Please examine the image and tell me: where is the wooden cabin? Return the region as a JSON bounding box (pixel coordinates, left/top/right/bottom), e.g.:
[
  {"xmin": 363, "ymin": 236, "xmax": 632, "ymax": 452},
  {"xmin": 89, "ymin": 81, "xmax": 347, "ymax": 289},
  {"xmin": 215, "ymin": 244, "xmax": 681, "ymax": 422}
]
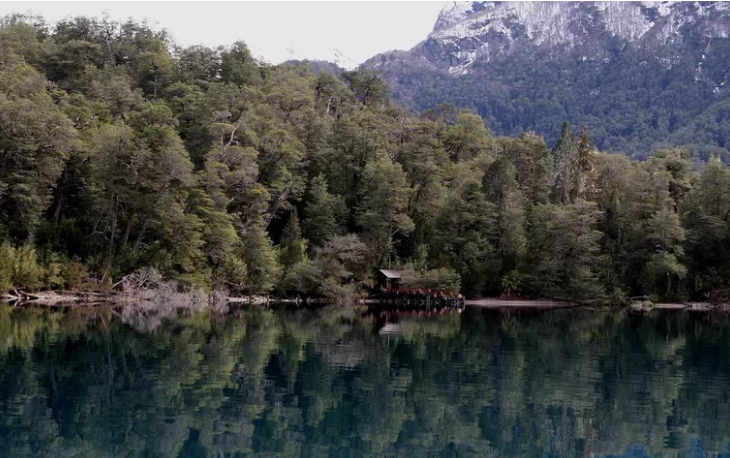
[
  {"xmin": 374, "ymin": 269, "xmax": 465, "ymax": 309},
  {"xmin": 377, "ymin": 269, "xmax": 406, "ymax": 291}
]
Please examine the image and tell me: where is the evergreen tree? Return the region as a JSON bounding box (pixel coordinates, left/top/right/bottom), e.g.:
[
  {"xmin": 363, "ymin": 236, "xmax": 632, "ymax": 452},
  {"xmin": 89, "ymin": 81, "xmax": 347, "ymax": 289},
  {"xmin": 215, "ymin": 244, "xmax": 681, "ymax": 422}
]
[
  {"xmin": 483, "ymin": 157, "xmax": 527, "ymax": 287},
  {"xmin": 279, "ymin": 209, "xmax": 307, "ymax": 268},
  {"xmin": 302, "ymin": 175, "xmax": 347, "ymax": 249}
]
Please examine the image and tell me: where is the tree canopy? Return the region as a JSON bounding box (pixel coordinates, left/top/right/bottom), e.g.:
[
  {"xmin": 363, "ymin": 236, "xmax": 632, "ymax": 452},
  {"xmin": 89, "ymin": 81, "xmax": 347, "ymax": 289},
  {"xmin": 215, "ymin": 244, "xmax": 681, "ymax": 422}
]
[{"xmin": 1, "ymin": 15, "xmax": 730, "ymax": 303}]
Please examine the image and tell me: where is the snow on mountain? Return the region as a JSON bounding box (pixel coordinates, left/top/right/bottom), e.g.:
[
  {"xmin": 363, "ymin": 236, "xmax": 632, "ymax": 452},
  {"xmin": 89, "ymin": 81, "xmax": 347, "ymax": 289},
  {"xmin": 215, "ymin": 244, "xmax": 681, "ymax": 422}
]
[
  {"xmin": 361, "ymin": 1, "xmax": 730, "ymax": 160},
  {"xmin": 416, "ymin": 1, "xmax": 730, "ymax": 75}
]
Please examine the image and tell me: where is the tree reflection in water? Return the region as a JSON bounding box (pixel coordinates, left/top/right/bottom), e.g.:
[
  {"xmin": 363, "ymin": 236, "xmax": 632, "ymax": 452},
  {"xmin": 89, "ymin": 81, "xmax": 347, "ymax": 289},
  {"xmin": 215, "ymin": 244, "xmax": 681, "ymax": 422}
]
[{"xmin": 0, "ymin": 303, "xmax": 728, "ymax": 458}]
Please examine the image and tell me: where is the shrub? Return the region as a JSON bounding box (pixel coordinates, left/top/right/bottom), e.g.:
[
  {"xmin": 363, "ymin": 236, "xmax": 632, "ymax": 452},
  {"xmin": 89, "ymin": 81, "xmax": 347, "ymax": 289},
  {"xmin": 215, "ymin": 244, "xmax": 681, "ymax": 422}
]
[
  {"xmin": 501, "ymin": 270, "xmax": 522, "ymax": 297},
  {"xmin": 401, "ymin": 268, "xmax": 462, "ymax": 292},
  {"xmin": 0, "ymin": 242, "xmax": 43, "ymax": 291},
  {"xmin": 62, "ymin": 260, "xmax": 90, "ymax": 291},
  {"xmin": 0, "ymin": 243, "xmax": 11, "ymax": 293}
]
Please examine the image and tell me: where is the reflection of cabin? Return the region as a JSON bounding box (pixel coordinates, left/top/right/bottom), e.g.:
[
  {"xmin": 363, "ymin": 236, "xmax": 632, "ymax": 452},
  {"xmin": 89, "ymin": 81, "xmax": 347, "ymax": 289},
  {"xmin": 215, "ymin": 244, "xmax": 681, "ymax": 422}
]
[{"xmin": 377, "ymin": 269, "xmax": 406, "ymax": 291}]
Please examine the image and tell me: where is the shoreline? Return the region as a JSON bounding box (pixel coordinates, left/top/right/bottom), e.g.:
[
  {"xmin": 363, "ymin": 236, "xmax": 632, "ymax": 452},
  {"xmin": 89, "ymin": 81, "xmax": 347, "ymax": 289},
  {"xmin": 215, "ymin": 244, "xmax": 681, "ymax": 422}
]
[
  {"xmin": 465, "ymin": 298, "xmax": 573, "ymax": 308},
  {"xmin": 0, "ymin": 290, "xmax": 268, "ymax": 307},
  {"xmin": 465, "ymin": 298, "xmax": 730, "ymax": 311},
  {"xmin": 3, "ymin": 291, "xmax": 730, "ymax": 313}
]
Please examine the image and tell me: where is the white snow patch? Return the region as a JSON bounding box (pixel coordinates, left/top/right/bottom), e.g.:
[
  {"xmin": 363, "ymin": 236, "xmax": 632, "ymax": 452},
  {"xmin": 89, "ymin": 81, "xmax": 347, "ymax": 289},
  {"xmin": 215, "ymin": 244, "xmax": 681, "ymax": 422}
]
[
  {"xmin": 448, "ymin": 49, "xmax": 477, "ymax": 75},
  {"xmin": 642, "ymin": 1, "xmax": 677, "ymax": 17},
  {"xmin": 434, "ymin": 1, "xmax": 478, "ymax": 30},
  {"xmin": 427, "ymin": 1, "xmax": 730, "ymax": 72}
]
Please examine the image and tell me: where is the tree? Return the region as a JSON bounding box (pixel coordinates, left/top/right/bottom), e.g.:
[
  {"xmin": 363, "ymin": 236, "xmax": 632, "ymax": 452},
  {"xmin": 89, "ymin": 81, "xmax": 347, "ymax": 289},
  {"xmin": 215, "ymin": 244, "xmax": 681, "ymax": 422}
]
[
  {"xmin": 174, "ymin": 44, "xmax": 222, "ymax": 83},
  {"xmin": 682, "ymin": 156, "xmax": 730, "ymax": 300},
  {"xmin": 523, "ymin": 201, "xmax": 606, "ymax": 300},
  {"xmin": 136, "ymin": 37, "xmax": 173, "ymax": 98},
  {"xmin": 0, "ymin": 59, "xmax": 77, "ymax": 241},
  {"xmin": 430, "ymin": 179, "xmax": 497, "ymax": 297},
  {"xmin": 279, "ymin": 209, "xmax": 307, "ymax": 268},
  {"xmin": 496, "ymin": 132, "xmax": 552, "ymax": 204},
  {"xmin": 281, "ymin": 234, "xmax": 367, "ymax": 298},
  {"xmin": 356, "ymin": 159, "xmax": 414, "ymax": 256},
  {"xmin": 341, "ymin": 66, "xmax": 388, "ymax": 107},
  {"xmin": 240, "ymin": 222, "xmax": 281, "ymax": 295},
  {"xmin": 302, "ymin": 175, "xmax": 347, "ymax": 248},
  {"xmin": 220, "ymin": 41, "xmax": 261, "ymax": 86},
  {"xmin": 443, "ymin": 111, "xmax": 492, "ymax": 163},
  {"xmin": 0, "ymin": 21, "xmax": 46, "ymax": 67},
  {"xmin": 483, "ymin": 157, "xmax": 527, "ymax": 280},
  {"xmin": 551, "ymin": 124, "xmax": 595, "ymax": 205},
  {"xmin": 88, "ymin": 102, "xmax": 205, "ymax": 280}
]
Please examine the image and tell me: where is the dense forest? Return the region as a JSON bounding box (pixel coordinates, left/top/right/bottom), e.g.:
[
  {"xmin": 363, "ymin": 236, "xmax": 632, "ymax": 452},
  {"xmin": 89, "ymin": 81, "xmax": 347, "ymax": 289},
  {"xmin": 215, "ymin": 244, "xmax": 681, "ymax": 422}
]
[{"xmin": 2, "ymin": 15, "xmax": 730, "ymax": 303}]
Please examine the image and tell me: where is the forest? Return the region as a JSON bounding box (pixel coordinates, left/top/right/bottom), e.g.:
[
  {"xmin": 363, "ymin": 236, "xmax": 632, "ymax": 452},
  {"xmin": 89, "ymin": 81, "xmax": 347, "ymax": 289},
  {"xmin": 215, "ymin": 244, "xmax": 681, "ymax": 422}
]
[
  {"xmin": 376, "ymin": 31, "xmax": 730, "ymax": 163},
  {"xmin": 1, "ymin": 14, "xmax": 730, "ymax": 303}
]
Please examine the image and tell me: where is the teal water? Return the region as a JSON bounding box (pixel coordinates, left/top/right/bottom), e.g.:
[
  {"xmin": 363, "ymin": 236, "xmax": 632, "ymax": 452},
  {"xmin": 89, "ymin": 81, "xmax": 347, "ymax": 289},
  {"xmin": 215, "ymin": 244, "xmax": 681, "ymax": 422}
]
[{"xmin": 0, "ymin": 304, "xmax": 729, "ymax": 458}]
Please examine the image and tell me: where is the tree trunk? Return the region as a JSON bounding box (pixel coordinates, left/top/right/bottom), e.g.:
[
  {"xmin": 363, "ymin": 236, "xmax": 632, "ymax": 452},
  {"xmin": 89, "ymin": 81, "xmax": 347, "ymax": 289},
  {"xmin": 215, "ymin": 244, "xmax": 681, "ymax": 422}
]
[
  {"xmin": 104, "ymin": 194, "xmax": 119, "ymax": 281},
  {"xmin": 52, "ymin": 165, "xmax": 69, "ymax": 224},
  {"xmin": 123, "ymin": 217, "xmax": 133, "ymax": 244}
]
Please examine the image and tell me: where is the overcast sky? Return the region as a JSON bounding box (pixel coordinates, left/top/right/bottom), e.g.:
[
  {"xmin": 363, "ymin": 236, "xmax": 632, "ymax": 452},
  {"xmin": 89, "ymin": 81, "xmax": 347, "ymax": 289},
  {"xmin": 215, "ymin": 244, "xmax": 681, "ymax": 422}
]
[{"xmin": 1, "ymin": 2, "xmax": 447, "ymax": 67}]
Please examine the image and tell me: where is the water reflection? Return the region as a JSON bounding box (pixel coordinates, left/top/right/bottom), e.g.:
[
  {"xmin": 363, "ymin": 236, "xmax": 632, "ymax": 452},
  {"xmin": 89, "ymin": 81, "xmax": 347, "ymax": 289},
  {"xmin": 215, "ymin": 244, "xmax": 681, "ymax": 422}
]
[{"xmin": 0, "ymin": 304, "xmax": 728, "ymax": 457}]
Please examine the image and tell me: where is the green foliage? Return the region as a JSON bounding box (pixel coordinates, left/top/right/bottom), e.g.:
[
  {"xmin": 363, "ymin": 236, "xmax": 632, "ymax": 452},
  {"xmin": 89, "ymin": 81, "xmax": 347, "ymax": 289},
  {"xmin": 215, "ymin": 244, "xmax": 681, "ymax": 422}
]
[
  {"xmin": 1, "ymin": 13, "xmax": 730, "ymax": 302},
  {"xmin": 341, "ymin": 66, "xmax": 388, "ymax": 107},
  {"xmin": 640, "ymin": 251, "xmax": 688, "ymax": 302},
  {"xmin": 280, "ymin": 234, "xmax": 368, "ymax": 299},
  {"xmin": 302, "ymin": 175, "xmax": 347, "ymax": 248},
  {"xmin": 240, "ymin": 224, "xmax": 281, "ymax": 295},
  {"xmin": 0, "ymin": 242, "xmax": 43, "ymax": 291},
  {"xmin": 483, "ymin": 156, "xmax": 527, "ymax": 278},
  {"xmin": 501, "ymin": 269, "xmax": 522, "ymax": 297},
  {"xmin": 0, "ymin": 243, "xmax": 14, "ymax": 292},
  {"xmin": 430, "ymin": 178, "xmax": 497, "ymax": 297},
  {"xmin": 443, "ymin": 111, "xmax": 492, "ymax": 163},
  {"xmin": 61, "ymin": 259, "xmax": 90, "ymax": 290},
  {"xmin": 383, "ymin": 43, "xmax": 730, "ymax": 162},
  {"xmin": 213, "ymin": 252, "xmax": 248, "ymax": 292},
  {"xmin": 0, "ymin": 59, "xmax": 77, "ymax": 241},
  {"xmin": 356, "ymin": 159, "xmax": 414, "ymax": 249},
  {"xmin": 523, "ymin": 201, "xmax": 606, "ymax": 301},
  {"xmin": 400, "ymin": 268, "xmax": 462, "ymax": 292},
  {"xmin": 279, "ymin": 210, "xmax": 308, "ymax": 268}
]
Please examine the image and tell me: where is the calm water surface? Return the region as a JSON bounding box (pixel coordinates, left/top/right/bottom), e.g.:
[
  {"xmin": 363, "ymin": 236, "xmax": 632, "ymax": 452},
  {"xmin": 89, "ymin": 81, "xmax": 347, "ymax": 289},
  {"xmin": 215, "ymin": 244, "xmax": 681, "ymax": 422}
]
[{"xmin": 0, "ymin": 304, "xmax": 729, "ymax": 458}]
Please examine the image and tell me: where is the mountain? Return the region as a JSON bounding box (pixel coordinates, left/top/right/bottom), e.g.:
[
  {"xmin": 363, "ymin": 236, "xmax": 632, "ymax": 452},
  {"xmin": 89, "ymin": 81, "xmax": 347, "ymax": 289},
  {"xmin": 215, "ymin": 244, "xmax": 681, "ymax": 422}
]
[{"xmin": 365, "ymin": 1, "xmax": 730, "ymax": 160}]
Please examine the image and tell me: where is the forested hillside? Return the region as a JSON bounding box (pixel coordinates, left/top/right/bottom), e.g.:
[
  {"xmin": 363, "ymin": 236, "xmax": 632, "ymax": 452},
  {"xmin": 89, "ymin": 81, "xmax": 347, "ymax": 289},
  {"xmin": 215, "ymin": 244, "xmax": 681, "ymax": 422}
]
[
  {"xmin": 373, "ymin": 49, "xmax": 730, "ymax": 162},
  {"xmin": 2, "ymin": 15, "xmax": 730, "ymax": 303},
  {"xmin": 368, "ymin": 1, "xmax": 730, "ymax": 161}
]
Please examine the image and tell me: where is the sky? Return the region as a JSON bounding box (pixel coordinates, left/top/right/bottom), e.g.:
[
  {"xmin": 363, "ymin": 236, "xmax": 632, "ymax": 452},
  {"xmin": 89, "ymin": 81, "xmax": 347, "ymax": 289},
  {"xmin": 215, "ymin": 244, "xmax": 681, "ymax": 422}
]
[{"xmin": 1, "ymin": 1, "xmax": 448, "ymax": 68}]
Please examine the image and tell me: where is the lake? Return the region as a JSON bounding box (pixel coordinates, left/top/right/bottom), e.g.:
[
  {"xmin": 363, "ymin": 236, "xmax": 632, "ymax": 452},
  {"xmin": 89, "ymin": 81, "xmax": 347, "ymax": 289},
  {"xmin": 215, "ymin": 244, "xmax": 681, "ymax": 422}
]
[{"xmin": 0, "ymin": 303, "xmax": 729, "ymax": 458}]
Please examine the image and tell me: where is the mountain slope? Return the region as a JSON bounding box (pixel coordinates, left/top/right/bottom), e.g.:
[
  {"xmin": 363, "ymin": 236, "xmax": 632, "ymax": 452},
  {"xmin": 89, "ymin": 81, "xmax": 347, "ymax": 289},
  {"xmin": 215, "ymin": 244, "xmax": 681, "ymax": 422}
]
[{"xmin": 366, "ymin": 1, "xmax": 730, "ymax": 160}]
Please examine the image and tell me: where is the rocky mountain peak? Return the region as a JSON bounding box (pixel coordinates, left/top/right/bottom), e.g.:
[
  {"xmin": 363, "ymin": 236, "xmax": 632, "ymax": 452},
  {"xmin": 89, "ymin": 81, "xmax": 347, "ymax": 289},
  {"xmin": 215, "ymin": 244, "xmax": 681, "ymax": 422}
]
[
  {"xmin": 363, "ymin": 1, "xmax": 730, "ymax": 160},
  {"xmin": 421, "ymin": 1, "xmax": 730, "ymax": 74}
]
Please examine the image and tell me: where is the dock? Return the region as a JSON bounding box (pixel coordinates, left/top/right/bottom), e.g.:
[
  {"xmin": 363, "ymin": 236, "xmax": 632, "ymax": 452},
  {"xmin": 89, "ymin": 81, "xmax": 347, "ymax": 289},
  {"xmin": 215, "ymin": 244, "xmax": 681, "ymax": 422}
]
[{"xmin": 370, "ymin": 288, "xmax": 465, "ymax": 309}]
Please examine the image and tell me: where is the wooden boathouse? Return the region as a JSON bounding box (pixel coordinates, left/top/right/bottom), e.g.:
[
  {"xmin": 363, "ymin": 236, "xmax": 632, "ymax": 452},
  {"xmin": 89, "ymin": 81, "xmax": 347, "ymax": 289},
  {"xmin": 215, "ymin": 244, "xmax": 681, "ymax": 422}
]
[
  {"xmin": 376, "ymin": 269, "xmax": 406, "ymax": 291},
  {"xmin": 374, "ymin": 269, "xmax": 465, "ymax": 309}
]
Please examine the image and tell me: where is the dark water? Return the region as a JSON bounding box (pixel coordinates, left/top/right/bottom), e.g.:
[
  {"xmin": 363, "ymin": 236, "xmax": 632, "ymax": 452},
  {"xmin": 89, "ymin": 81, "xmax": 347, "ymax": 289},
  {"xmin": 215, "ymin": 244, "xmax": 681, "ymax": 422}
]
[{"xmin": 0, "ymin": 304, "xmax": 729, "ymax": 458}]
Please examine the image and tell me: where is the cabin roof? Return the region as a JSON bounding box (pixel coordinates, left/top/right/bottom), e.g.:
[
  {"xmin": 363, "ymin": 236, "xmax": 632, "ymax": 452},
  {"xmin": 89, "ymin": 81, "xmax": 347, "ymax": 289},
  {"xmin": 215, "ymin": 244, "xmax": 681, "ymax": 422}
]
[{"xmin": 379, "ymin": 269, "xmax": 406, "ymax": 279}]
